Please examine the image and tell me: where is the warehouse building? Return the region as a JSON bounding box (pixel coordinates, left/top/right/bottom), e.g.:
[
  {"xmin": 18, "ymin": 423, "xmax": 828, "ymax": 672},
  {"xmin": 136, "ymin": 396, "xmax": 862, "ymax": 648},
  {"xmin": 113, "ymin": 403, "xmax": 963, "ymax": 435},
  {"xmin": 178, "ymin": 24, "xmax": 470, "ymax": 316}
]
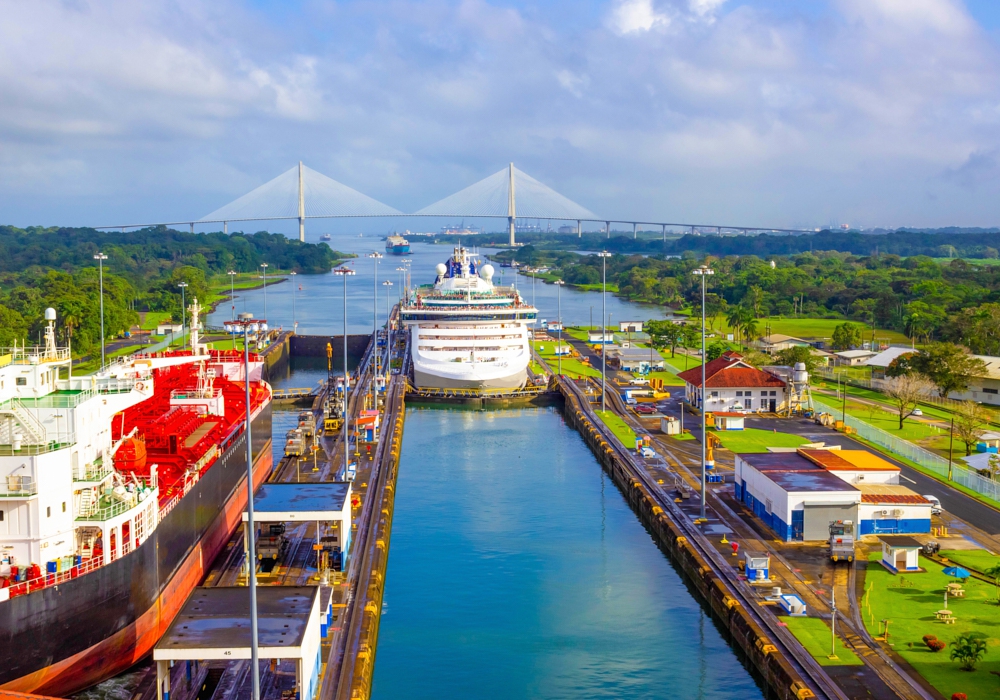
[{"xmin": 735, "ymin": 449, "xmax": 933, "ymax": 541}]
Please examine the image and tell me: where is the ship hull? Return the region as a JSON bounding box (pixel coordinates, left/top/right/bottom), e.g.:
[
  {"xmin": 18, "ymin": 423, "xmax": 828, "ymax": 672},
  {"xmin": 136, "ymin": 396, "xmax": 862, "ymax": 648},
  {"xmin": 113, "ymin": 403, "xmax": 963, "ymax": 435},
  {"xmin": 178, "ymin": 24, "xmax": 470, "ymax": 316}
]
[
  {"xmin": 413, "ymin": 366, "xmax": 527, "ymax": 390},
  {"xmin": 385, "ymin": 244, "xmax": 409, "ymax": 255},
  {"xmin": 0, "ymin": 405, "xmax": 273, "ymax": 698}
]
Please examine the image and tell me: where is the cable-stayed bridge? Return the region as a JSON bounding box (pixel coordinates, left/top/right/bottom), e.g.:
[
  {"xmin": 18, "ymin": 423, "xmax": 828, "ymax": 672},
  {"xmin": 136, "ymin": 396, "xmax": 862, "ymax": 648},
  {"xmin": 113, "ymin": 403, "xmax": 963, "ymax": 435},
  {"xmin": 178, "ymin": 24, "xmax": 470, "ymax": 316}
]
[{"xmin": 96, "ymin": 162, "xmax": 814, "ymax": 245}]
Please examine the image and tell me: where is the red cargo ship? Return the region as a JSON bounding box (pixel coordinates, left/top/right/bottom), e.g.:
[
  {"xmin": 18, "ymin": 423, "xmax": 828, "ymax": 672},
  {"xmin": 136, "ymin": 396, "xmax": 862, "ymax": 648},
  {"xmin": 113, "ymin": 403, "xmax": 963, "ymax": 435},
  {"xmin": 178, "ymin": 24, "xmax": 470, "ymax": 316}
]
[{"xmin": 0, "ymin": 348, "xmax": 273, "ymax": 697}]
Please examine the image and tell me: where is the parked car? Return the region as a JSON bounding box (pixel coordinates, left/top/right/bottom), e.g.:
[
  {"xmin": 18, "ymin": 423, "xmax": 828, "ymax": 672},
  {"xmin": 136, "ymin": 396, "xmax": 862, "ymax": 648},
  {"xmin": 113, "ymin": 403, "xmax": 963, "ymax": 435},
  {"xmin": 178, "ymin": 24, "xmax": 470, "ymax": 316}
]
[
  {"xmin": 923, "ymin": 495, "xmax": 942, "ymax": 515},
  {"xmin": 912, "ymin": 408, "xmax": 924, "ymax": 416},
  {"xmin": 634, "ymin": 404, "xmax": 657, "ymax": 415}
]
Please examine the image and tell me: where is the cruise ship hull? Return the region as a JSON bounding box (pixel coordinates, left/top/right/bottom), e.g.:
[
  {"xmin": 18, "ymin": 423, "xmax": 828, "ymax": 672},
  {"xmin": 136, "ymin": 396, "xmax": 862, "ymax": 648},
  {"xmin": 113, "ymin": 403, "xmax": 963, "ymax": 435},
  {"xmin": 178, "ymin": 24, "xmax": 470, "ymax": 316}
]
[
  {"xmin": 386, "ymin": 244, "xmax": 410, "ymax": 255},
  {"xmin": 0, "ymin": 406, "xmax": 273, "ymax": 698},
  {"xmin": 413, "ymin": 365, "xmax": 527, "ymax": 390}
]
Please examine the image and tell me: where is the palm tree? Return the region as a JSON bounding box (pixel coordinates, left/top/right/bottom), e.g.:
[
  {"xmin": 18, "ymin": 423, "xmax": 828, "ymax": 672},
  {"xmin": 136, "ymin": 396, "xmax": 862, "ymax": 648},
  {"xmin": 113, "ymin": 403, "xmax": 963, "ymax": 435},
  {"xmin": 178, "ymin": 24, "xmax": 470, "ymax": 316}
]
[
  {"xmin": 726, "ymin": 306, "xmax": 745, "ymax": 346},
  {"xmin": 63, "ymin": 314, "xmax": 80, "ymax": 345},
  {"xmin": 743, "ymin": 317, "xmax": 760, "ymax": 347}
]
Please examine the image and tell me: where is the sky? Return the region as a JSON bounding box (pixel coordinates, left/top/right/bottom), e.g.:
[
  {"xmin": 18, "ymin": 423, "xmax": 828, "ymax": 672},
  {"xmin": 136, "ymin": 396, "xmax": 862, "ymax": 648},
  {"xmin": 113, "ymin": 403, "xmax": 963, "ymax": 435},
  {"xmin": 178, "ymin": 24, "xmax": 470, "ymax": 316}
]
[{"xmin": 2, "ymin": 0, "xmax": 1000, "ymax": 233}]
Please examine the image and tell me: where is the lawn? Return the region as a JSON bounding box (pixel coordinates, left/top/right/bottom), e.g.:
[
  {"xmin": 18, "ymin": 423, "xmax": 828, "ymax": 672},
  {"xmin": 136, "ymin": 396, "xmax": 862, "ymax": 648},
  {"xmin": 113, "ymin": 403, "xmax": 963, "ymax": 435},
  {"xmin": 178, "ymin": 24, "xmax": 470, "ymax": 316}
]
[
  {"xmin": 646, "ymin": 369, "xmax": 685, "ymax": 386},
  {"xmin": 139, "ymin": 311, "xmax": 173, "ymax": 331},
  {"xmin": 574, "ymin": 282, "xmax": 619, "ymax": 293},
  {"xmin": 860, "ymin": 552, "xmax": 1000, "ymax": 700},
  {"xmin": 781, "ymin": 616, "xmax": 863, "ymax": 666},
  {"xmin": 532, "ymin": 341, "xmax": 602, "ymax": 378},
  {"xmin": 713, "ymin": 316, "xmax": 911, "ymax": 344},
  {"xmin": 938, "ymin": 550, "xmax": 1000, "ymax": 576},
  {"xmin": 595, "ymin": 409, "xmax": 638, "ymax": 446},
  {"xmin": 711, "ymin": 427, "xmax": 809, "ymax": 453}
]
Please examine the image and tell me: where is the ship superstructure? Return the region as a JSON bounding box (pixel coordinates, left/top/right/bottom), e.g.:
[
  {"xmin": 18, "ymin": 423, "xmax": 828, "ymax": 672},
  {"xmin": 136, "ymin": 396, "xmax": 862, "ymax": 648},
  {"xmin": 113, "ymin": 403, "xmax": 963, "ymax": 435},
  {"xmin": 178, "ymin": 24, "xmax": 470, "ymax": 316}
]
[
  {"xmin": 385, "ymin": 234, "xmax": 410, "ymax": 255},
  {"xmin": 400, "ymin": 246, "xmax": 536, "ymax": 389},
  {"xmin": 0, "ymin": 302, "xmax": 272, "ymax": 697}
]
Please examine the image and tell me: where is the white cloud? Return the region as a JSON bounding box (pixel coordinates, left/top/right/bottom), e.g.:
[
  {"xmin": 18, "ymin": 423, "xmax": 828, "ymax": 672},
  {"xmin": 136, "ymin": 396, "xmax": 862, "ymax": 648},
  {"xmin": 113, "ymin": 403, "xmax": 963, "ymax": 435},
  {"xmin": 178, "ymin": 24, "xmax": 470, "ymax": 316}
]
[
  {"xmin": 608, "ymin": 0, "xmax": 670, "ymax": 35},
  {"xmin": 689, "ymin": 0, "xmax": 727, "ymax": 19}
]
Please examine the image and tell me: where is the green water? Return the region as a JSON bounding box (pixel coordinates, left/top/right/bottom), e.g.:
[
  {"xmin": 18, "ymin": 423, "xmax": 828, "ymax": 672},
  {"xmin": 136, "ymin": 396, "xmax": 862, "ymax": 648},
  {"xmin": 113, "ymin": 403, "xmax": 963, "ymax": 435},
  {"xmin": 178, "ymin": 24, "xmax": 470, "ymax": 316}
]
[{"xmin": 371, "ymin": 406, "xmax": 764, "ymax": 699}]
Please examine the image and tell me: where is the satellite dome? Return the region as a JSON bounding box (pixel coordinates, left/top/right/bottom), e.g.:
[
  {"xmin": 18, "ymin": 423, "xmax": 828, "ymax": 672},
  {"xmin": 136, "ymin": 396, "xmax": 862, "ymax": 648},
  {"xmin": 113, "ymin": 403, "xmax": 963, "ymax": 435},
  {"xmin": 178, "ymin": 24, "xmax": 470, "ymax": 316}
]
[
  {"xmin": 436, "ymin": 263, "xmax": 447, "ymax": 276},
  {"xmin": 480, "ymin": 264, "xmax": 494, "ymax": 281},
  {"xmin": 44, "ymin": 308, "xmax": 57, "ymax": 321}
]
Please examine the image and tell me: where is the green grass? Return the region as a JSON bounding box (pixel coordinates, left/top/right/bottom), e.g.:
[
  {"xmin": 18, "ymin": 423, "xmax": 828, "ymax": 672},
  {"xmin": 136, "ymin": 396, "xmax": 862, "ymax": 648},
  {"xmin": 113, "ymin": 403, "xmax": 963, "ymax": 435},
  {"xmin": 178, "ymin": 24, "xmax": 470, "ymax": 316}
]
[
  {"xmin": 596, "ymin": 410, "xmax": 638, "ymax": 446},
  {"xmin": 714, "ymin": 316, "xmax": 911, "ymax": 344},
  {"xmin": 532, "ymin": 341, "xmax": 602, "ymax": 378},
  {"xmin": 574, "ymin": 282, "xmax": 619, "ymax": 293},
  {"xmin": 73, "ymin": 345, "xmax": 141, "ymax": 374},
  {"xmin": 938, "ymin": 550, "xmax": 1000, "ymax": 576},
  {"xmin": 711, "ymin": 427, "xmax": 809, "ymax": 453},
  {"xmin": 646, "ymin": 369, "xmax": 685, "ymax": 386},
  {"xmin": 860, "ymin": 552, "xmax": 1000, "ymax": 699},
  {"xmin": 139, "ymin": 311, "xmax": 173, "ymax": 331},
  {"xmin": 671, "ymin": 432, "xmax": 695, "ymax": 441},
  {"xmin": 782, "ymin": 616, "xmax": 864, "ymax": 666}
]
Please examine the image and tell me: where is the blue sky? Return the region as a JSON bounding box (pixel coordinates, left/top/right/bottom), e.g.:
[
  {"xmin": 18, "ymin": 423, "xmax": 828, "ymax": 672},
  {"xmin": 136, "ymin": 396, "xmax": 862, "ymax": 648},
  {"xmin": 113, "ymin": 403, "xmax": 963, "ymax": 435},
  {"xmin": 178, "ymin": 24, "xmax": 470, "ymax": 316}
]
[{"xmin": 1, "ymin": 0, "xmax": 999, "ymax": 232}]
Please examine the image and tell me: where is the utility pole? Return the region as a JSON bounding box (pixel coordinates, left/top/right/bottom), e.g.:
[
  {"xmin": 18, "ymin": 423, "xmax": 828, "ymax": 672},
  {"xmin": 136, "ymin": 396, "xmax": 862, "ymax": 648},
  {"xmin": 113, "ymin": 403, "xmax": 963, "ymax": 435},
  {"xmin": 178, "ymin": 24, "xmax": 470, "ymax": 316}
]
[
  {"xmin": 948, "ymin": 415, "xmax": 955, "ymax": 480},
  {"xmin": 598, "ymin": 252, "xmax": 612, "ymax": 412},
  {"xmin": 692, "ymin": 264, "xmax": 715, "ymax": 521},
  {"xmin": 93, "ymin": 253, "xmax": 108, "ymax": 369},
  {"xmin": 334, "ymin": 266, "xmax": 355, "ymax": 480}
]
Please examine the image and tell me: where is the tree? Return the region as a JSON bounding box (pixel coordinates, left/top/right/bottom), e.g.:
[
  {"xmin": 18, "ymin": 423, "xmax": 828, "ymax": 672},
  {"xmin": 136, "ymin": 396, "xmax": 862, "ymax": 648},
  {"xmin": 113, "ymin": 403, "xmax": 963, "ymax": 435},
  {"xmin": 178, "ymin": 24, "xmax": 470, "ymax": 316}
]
[
  {"xmin": 851, "ymin": 298, "xmax": 877, "ymax": 345},
  {"xmin": 726, "ymin": 306, "xmax": 745, "ymax": 347},
  {"xmin": 776, "ymin": 346, "xmax": 821, "ymax": 372},
  {"xmin": 646, "ymin": 319, "xmax": 683, "ymax": 356},
  {"xmin": 831, "ymin": 322, "xmax": 862, "ymax": 351},
  {"xmin": 910, "ymin": 343, "xmax": 987, "ymax": 398},
  {"xmin": 885, "ymin": 352, "xmax": 916, "ymax": 378},
  {"xmin": 949, "ymin": 633, "xmax": 988, "ymax": 671},
  {"xmin": 985, "ymin": 563, "xmax": 1000, "ymax": 605},
  {"xmin": 679, "ymin": 324, "xmax": 700, "ymax": 369},
  {"xmin": 742, "ymin": 316, "xmax": 760, "ymax": 347},
  {"xmin": 953, "ymin": 401, "xmax": 994, "ymax": 456},
  {"xmin": 706, "ymin": 341, "xmax": 728, "ymax": 361},
  {"xmin": 882, "ymin": 375, "xmax": 936, "ymax": 429},
  {"xmin": 742, "ymin": 350, "xmax": 771, "ymax": 368},
  {"xmin": 987, "ymin": 454, "xmax": 1000, "ymax": 482}
]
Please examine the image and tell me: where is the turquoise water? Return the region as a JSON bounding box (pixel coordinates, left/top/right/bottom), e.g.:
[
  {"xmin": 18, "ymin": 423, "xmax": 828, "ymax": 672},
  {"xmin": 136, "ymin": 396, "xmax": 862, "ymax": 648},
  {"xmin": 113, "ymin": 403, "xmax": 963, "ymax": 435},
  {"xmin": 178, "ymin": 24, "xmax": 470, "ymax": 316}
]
[{"xmin": 371, "ymin": 406, "xmax": 764, "ymax": 700}]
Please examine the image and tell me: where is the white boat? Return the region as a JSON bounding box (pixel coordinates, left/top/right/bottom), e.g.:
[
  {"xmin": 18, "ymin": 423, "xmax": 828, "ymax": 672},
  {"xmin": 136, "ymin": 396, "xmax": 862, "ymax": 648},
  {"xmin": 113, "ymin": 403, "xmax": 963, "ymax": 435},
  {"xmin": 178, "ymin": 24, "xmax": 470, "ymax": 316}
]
[{"xmin": 400, "ymin": 246, "xmax": 537, "ymax": 389}]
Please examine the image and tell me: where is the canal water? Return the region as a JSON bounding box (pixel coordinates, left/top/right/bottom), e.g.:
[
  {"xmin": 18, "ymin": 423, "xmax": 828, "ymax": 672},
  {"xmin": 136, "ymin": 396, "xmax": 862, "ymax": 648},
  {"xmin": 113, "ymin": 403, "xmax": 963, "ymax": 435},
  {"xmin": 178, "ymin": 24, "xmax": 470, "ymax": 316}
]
[
  {"xmin": 207, "ymin": 237, "xmax": 672, "ymax": 335},
  {"xmin": 371, "ymin": 406, "xmax": 764, "ymax": 700}
]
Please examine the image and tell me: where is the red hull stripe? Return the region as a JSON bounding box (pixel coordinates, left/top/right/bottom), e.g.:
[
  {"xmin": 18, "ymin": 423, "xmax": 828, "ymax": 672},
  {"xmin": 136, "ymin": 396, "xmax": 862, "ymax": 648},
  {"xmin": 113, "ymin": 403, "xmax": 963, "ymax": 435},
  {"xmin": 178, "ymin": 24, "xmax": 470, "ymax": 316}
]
[{"xmin": 2, "ymin": 446, "xmax": 274, "ymax": 698}]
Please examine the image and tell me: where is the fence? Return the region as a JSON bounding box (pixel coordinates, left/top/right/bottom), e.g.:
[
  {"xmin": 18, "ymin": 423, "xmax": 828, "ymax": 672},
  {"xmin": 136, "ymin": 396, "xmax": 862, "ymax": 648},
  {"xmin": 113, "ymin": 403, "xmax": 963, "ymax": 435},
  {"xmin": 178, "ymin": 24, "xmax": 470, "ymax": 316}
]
[
  {"xmin": 813, "ymin": 367, "xmax": 964, "ymax": 410},
  {"xmin": 812, "ymin": 397, "xmax": 1000, "ymax": 503}
]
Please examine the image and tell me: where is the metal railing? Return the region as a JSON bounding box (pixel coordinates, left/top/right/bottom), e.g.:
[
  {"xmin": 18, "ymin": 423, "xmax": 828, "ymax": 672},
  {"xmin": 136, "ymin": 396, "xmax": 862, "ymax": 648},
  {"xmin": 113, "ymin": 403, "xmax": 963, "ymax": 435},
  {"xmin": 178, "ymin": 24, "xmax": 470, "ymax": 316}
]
[
  {"xmin": 0, "ymin": 442, "xmax": 74, "ymax": 457},
  {"xmin": 3, "ymin": 555, "xmax": 104, "ymax": 600},
  {"xmin": 76, "ymin": 497, "xmax": 137, "ymax": 522},
  {"xmin": 812, "ymin": 398, "xmax": 1000, "ymax": 502},
  {"xmin": 0, "ymin": 475, "xmax": 37, "ymax": 497},
  {"xmin": 73, "ymin": 463, "xmax": 114, "ymax": 483}
]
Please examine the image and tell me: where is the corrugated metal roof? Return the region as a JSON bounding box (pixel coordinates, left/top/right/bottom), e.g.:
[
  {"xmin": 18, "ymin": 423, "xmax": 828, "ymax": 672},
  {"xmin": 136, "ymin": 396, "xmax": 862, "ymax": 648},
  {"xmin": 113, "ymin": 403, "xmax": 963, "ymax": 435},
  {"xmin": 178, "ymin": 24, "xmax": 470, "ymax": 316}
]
[
  {"xmin": 768, "ymin": 470, "xmax": 860, "ymax": 492},
  {"xmin": 858, "ymin": 484, "xmax": 930, "ymax": 505},
  {"xmin": 830, "ymin": 450, "xmax": 900, "ymax": 471},
  {"xmin": 738, "ymin": 452, "xmax": 823, "ymax": 471}
]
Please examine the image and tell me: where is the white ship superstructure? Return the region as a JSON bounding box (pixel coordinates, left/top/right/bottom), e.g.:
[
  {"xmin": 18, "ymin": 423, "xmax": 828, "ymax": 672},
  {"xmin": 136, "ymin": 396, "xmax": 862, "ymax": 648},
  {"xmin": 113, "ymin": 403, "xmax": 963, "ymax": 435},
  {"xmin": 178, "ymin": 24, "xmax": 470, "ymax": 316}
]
[{"xmin": 400, "ymin": 246, "xmax": 537, "ymax": 389}]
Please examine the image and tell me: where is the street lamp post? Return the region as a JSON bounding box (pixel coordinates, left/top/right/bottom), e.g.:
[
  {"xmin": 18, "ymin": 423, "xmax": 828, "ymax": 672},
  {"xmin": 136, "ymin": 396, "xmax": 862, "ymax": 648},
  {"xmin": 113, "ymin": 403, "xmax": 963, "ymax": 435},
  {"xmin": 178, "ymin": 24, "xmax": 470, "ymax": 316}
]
[
  {"xmin": 177, "ymin": 282, "xmax": 188, "ymax": 350},
  {"xmin": 93, "ymin": 253, "xmax": 108, "ymax": 369},
  {"xmin": 334, "ymin": 267, "xmax": 355, "ymax": 480},
  {"xmin": 260, "ymin": 263, "xmax": 269, "ymax": 320},
  {"xmin": 383, "ymin": 280, "xmax": 393, "ymax": 375},
  {"xmin": 220, "ymin": 317, "xmax": 264, "ymax": 700},
  {"xmin": 554, "ymin": 280, "xmax": 565, "ymax": 376},
  {"xmin": 692, "ymin": 264, "xmax": 715, "ymax": 520},
  {"xmin": 228, "ymin": 270, "xmax": 238, "ymax": 321},
  {"xmin": 290, "ymin": 271, "xmax": 297, "ymax": 333},
  {"xmin": 597, "ymin": 252, "xmax": 612, "ymax": 412},
  {"xmin": 367, "ymin": 252, "xmax": 383, "ymax": 397}
]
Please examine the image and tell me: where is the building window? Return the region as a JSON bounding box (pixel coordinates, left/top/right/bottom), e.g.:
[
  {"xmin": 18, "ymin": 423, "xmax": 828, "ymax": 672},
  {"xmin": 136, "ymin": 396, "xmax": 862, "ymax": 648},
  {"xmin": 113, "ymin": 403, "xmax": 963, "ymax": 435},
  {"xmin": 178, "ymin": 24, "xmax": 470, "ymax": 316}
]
[
  {"xmin": 0, "ymin": 510, "xmax": 4, "ymax": 522},
  {"xmin": 16, "ymin": 377, "xmax": 26, "ymax": 386},
  {"xmin": 746, "ymin": 399, "xmax": 753, "ymax": 409},
  {"xmin": 62, "ymin": 501, "xmax": 67, "ymax": 513},
  {"xmin": 760, "ymin": 391, "xmax": 767, "ymax": 396},
  {"xmin": 770, "ymin": 391, "xmax": 776, "ymax": 396},
  {"xmin": 736, "ymin": 391, "xmax": 743, "ymax": 397},
  {"xmin": 984, "ymin": 388, "xmax": 998, "ymax": 395},
  {"xmin": 711, "ymin": 391, "xmax": 719, "ymax": 398},
  {"xmin": 47, "ymin": 506, "xmax": 51, "ymax": 518},
  {"xmin": 765, "ymin": 498, "xmax": 773, "ymax": 514}
]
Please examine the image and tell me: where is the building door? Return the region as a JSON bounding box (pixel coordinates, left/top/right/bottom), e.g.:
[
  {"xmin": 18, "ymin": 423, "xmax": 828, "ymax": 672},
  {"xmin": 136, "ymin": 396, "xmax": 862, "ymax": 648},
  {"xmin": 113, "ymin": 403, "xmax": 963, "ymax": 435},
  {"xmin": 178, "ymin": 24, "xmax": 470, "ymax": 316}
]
[
  {"xmin": 803, "ymin": 503, "xmax": 858, "ymax": 541},
  {"xmin": 769, "ymin": 399, "xmax": 776, "ymax": 412}
]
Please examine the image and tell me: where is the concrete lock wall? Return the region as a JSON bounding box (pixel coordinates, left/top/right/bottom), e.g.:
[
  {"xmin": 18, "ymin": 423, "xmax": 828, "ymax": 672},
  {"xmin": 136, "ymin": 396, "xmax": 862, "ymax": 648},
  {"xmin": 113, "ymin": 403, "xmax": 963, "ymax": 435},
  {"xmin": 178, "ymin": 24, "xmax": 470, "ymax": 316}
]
[{"xmin": 289, "ymin": 334, "xmax": 370, "ymax": 366}]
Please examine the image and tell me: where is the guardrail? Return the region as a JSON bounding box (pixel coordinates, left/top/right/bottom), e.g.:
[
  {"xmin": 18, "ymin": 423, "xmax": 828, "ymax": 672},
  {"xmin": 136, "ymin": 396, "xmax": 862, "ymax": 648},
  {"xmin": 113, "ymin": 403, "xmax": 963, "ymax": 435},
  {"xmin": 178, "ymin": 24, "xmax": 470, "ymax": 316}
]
[
  {"xmin": 812, "ymin": 398, "xmax": 1000, "ymax": 502},
  {"xmin": 0, "ymin": 476, "xmax": 37, "ymax": 497}
]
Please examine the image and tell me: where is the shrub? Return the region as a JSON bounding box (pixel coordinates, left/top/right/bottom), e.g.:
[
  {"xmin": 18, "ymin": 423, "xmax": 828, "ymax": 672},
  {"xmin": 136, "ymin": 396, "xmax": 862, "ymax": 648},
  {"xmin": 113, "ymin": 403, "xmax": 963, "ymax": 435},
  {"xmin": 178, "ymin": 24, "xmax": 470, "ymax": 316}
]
[
  {"xmin": 951, "ymin": 694, "xmax": 967, "ymax": 700},
  {"xmin": 950, "ymin": 633, "xmax": 988, "ymax": 671},
  {"xmin": 922, "ymin": 634, "xmax": 937, "ymax": 644},
  {"xmin": 928, "ymin": 640, "xmax": 946, "ymax": 652}
]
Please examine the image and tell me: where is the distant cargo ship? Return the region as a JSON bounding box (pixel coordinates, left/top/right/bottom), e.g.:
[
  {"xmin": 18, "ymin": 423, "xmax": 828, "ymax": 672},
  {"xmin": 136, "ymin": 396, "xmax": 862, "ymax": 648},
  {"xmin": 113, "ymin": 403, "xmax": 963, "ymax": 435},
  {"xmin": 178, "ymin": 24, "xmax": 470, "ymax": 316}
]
[
  {"xmin": 385, "ymin": 234, "xmax": 410, "ymax": 255},
  {"xmin": 320, "ymin": 234, "xmax": 331, "ymax": 241}
]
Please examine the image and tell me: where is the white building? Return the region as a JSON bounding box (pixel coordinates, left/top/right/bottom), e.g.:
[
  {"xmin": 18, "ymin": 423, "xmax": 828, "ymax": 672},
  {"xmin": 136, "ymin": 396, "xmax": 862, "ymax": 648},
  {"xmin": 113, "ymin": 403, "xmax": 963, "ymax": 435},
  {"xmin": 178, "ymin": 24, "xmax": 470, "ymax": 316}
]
[
  {"xmin": 834, "ymin": 349, "xmax": 878, "ymax": 366},
  {"xmin": 735, "ymin": 449, "xmax": 932, "ymax": 541},
  {"xmin": 678, "ymin": 351, "xmax": 787, "ymax": 413},
  {"xmin": 948, "ymin": 355, "xmax": 1000, "ymax": 406}
]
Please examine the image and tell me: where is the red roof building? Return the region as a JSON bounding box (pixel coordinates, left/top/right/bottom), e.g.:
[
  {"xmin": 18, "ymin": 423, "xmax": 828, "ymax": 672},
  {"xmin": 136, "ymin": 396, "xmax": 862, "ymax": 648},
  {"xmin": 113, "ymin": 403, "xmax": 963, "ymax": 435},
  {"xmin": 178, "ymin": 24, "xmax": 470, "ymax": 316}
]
[{"xmin": 678, "ymin": 351, "xmax": 787, "ymax": 414}]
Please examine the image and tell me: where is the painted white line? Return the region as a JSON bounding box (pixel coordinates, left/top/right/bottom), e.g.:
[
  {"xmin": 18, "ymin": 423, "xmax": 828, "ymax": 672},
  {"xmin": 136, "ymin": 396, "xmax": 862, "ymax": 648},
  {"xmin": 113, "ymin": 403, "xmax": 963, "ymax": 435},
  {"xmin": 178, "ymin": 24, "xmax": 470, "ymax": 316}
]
[{"xmin": 901, "ymin": 475, "xmax": 917, "ymax": 484}]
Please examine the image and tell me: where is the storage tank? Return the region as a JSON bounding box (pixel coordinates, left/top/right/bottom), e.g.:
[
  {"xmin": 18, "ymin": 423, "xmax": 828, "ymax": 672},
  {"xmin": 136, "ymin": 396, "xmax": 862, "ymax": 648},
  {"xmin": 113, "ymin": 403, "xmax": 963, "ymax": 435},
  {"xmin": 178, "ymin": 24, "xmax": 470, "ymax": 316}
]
[{"xmin": 792, "ymin": 362, "xmax": 809, "ymax": 384}]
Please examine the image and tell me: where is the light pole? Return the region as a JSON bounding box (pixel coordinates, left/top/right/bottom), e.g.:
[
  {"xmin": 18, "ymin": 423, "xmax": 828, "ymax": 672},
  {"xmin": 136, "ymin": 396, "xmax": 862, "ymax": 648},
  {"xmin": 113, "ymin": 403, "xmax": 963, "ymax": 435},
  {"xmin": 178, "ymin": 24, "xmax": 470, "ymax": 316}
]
[
  {"xmin": 396, "ymin": 266, "xmax": 407, "ymax": 300},
  {"xmin": 555, "ymin": 280, "xmax": 565, "ymax": 376},
  {"xmin": 220, "ymin": 317, "xmax": 263, "ymax": 700},
  {"xmin": 260, "ymin": 263, "xmax": 269, "ymax": 320},
  {"xmin": 93, "ymin": 253, "xmax": 108, "ymax": 369},
  {"xmin": 598, "ymin": 252, "xmax": 612, "ymax": 412},
  {"xmin": 383, "ymin": 280, "xmax": 393, "ymax": 375},
  {"xmin": 228, "ymin": 270, "xmax": 238, "ymax": 349},
  {"xmin": 334, "ymin": 267, "xmax": 355, "ymax": 480},
  {"xmin": 177, "ymin": 282, "xmax": 188, "ymax": 350},
  {"xmin": 290, "ymin": 271, "xmax": 297, "ymax": 333},
  {"xmin": 692, "ymin": 264, "xmax": 715, "ymax": 520},
  {"xmin": 367, "ymin": 252, "xmax": 383, "ymax": 396}
]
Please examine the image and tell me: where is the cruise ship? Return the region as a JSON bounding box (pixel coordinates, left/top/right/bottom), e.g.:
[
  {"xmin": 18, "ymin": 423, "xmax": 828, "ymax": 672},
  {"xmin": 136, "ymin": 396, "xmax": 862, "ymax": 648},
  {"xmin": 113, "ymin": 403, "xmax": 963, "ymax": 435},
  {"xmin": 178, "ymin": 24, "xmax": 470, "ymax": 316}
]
[
  {"xmin": 400, "ymin": 246, "xmax": 536, "ymax": 389},
  {"xmin": 0, "ymin": 303, "xmax": 272, "ymax": 697}
]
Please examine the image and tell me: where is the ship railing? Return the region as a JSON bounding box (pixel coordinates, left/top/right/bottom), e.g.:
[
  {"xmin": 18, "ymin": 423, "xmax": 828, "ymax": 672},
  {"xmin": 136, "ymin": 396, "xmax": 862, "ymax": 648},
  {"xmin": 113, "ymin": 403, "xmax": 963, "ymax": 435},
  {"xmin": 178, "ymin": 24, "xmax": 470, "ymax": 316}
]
[
  {"xmin": 73, "ymin": 462, "xmax": 115, "ymax": 483},
  {"xmin": 0, "ymin": 441, "xmax": 75, "ymax": 457},
  {"xmin": 0, "ymin": 475, "xmax": 37, "ymax": 498},
  {"xmin": 3, "ymin": 554, "xmax": 105, "ymax": 601},
  {"xmin": 2, "ymin": 345, "xmax": 72, "ymax": 365},
  {"xmin": 76, "ymin": 496, "xmax": 138, "ymax": 522}
]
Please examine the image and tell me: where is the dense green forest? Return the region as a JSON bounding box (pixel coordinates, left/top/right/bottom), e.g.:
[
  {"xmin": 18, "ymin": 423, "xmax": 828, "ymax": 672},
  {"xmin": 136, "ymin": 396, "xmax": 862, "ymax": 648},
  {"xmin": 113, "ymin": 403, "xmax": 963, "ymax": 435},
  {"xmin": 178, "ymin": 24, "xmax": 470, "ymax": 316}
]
[
  {"xmin": 0, "ymin": 225, "xmax": 342, "ymax": 353},
  {"xmin": 502, "ymin": 246, "xmax": 1000, "ymax": 355},
  {"xmin": 462, "ymin": 227, "xmax": 1000, "ymax": 258}
]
